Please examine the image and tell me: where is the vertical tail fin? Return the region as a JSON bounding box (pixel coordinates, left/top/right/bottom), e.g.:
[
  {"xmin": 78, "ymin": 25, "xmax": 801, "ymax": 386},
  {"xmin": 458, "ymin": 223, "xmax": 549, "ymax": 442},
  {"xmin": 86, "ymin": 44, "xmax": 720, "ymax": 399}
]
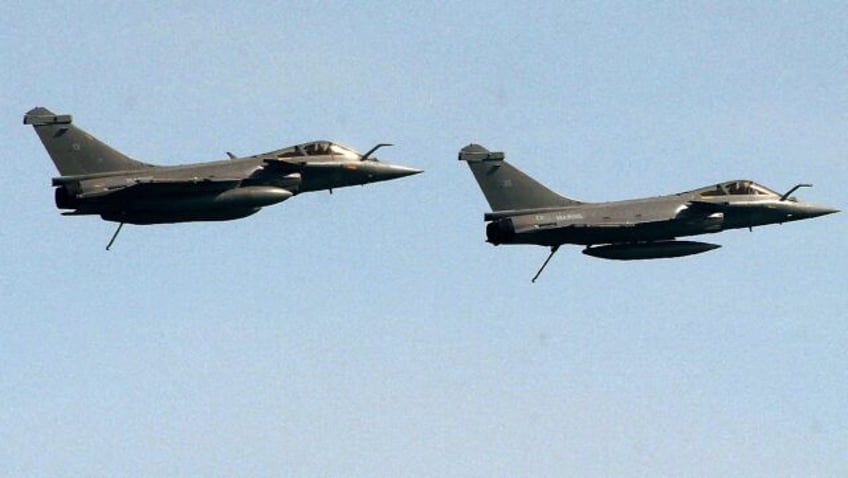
[
  {"xmin": 24, "ymin": 107, "xmax": 153, "ymax": 176},
  {"xmin": 458, "ymin": 144, "xmax": 582, "ymax": 211}
]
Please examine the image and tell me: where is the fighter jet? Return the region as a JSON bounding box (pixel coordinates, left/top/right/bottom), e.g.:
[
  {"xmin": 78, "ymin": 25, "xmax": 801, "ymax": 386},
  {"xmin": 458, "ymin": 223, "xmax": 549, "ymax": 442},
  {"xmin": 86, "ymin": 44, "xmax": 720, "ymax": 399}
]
[
  {"xmin": 24, "ymin": 107, "xmax": 422, "ymax": 249},
  {"xmin": 459, "ymin": 144, "xmax": 839, "ymax": 282}
]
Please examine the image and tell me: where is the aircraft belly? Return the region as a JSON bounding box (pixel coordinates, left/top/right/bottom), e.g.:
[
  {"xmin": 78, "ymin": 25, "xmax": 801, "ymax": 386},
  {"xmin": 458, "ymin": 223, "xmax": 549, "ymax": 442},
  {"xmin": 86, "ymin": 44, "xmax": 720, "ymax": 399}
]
[
  {"xmin": 93, "ymin": 186, "xmax": 292, "ymax": 224},
  {"xmin": 102, "ymin": 208, "xmax": 261, "ymax": 225}
]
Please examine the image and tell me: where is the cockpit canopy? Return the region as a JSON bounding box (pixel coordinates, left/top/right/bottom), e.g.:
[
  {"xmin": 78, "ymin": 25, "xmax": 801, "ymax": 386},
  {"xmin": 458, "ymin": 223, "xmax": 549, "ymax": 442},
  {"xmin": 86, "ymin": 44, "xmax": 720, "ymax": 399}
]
[
  {"xmin": 272, "ymin": 141, "xmax": 362, "ymax": 161},
  {"xmin": 698, "ymin": 180, "xmax": 780, "ymax": 198}
]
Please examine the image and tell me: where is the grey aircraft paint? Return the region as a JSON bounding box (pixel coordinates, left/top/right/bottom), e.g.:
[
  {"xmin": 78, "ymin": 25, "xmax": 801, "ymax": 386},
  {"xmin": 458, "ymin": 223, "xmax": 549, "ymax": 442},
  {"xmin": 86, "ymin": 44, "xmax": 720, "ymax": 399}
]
[
  {"xmin": 459, "ymin": 144, "xmax": 839, "ymax": 282},
  {"xmin": 25, "ymin": 107, "xmax": 422, "ymax": 248}
]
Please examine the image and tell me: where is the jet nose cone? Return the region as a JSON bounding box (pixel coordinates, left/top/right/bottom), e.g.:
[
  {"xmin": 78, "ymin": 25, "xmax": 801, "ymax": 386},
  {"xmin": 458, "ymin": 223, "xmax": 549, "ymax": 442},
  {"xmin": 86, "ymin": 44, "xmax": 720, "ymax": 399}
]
[
  {"xmin": 360, "ymin": 161, "xmax": 423, "ymax": 184},
  {"xmin": 382, "ymin": 164, "xmax": 424, "ymax": 179},
  {"xmin": 819, "ymin": 206, "xmax": 840, "ymax": 216},
  {"xmin": 798, "ymin": 203, "xmax": 840, "ymax": 219}
]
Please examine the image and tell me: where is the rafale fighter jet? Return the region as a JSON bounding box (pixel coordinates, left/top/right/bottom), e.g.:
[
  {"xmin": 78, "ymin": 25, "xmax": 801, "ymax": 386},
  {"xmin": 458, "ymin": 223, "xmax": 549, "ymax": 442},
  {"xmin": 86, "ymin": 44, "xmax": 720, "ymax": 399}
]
[
  {"xmin": 24, "ymin": 107, "xmax": 422, "ymax": 249},
  {"xmin": 459, "ymin": 144, "xmax": 838, "ymax": 282}
]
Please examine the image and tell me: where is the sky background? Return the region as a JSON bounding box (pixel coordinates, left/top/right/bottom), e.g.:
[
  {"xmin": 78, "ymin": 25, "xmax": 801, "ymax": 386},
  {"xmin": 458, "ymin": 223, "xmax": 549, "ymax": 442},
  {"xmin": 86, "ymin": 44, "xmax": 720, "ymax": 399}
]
[{"xmin": 2, "ymin": 2, "xmax": 847, "ymax": 477}]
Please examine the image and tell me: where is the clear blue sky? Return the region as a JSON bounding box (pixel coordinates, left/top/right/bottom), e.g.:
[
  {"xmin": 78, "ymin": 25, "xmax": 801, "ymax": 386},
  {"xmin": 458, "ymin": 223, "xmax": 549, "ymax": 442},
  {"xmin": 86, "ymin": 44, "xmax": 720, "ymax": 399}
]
[{"xmin": 2, "ymin": 2, "xmax": 846, "ymax": 476}]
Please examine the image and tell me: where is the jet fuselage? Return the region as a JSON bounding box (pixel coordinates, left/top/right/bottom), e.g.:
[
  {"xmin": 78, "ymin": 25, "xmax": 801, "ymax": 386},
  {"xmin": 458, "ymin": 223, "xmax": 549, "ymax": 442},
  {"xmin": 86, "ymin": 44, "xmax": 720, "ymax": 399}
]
[{"xmin": 485, "ymin": 191, "xmax": 838, "ymax": 247}]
